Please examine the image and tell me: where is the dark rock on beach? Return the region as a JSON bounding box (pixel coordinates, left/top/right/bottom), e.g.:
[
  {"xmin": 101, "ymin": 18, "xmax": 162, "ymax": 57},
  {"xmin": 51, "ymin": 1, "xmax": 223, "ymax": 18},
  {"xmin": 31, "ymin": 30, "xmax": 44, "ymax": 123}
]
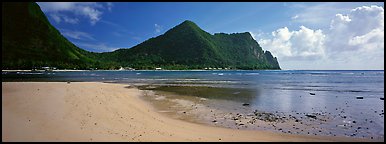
[
  {"xmin": 356, "ymin": 96, "xmax": 363, "ymax": 99},
  {"xmin": 305, "ymin": 114, "xmax": 317, "ymax": 119},
  {"xmin": 242, "ymin": 103, "xmax": 250, "ymax": 106}
]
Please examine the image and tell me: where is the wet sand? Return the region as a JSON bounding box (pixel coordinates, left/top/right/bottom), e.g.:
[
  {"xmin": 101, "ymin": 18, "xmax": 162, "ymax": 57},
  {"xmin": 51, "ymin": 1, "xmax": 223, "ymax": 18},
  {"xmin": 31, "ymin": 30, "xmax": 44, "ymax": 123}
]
[
  {"xmin": 2, "ymin": 82, "xmax": 375, "ymax": 142},
  {"xmin": 139, "ymin": 88, "xmax": 383, "ymax": 141}
]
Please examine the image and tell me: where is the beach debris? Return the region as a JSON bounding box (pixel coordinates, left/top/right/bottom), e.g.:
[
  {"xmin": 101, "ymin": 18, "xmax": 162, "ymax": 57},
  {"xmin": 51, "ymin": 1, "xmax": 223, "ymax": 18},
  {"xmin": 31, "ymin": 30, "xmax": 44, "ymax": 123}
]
[
  {"xmin": 305, "ymin": 114, "xmax": 317, "ymax": 119},
  {"xmin": 356, "ymin": 96, "xmax": 364, "ymax": 99},
  {"xmin": 212, "ymin": 120, "xmax": 217, "ymax": 123},
  {"xmin": 67, "ymin": 81, "xmax": 71, "ymax": 84},
  {"xmin": 252, "ymin": 110, "xmax": 280, "ymax": 122},
  {"xmin": 242, "ymin": 103, "xmax": 250, "ymax": 106},
  {"xmin": 309, "ymin": 92, "xmax": 315, "ymax": 95}
]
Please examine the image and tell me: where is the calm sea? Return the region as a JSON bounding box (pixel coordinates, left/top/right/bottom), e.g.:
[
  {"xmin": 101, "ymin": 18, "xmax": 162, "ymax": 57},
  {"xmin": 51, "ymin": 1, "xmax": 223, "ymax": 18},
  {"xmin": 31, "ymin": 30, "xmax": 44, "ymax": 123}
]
[{"xmin": 2, "ymin": 70, "xmax": 384, "ymax": 139}]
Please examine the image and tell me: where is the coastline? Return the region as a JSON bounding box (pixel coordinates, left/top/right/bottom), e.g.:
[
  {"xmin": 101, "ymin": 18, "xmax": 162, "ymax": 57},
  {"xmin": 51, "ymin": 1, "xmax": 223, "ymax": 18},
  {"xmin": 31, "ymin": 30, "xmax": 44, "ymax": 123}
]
[
  {"xmin": 1, "ymin": 69, "xmax": 281, "ymax": 72},
  {"xmin": 2, "ymin": 82, "xmax": 377, "ymax": 142}
]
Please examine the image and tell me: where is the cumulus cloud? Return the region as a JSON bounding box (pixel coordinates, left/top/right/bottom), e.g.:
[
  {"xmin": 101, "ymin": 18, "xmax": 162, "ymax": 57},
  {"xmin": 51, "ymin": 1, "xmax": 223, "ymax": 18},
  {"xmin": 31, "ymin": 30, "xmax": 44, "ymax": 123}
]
[
  {"xmin": 348, "ymin": 28, "xmax": 383, "ymax": 50},
  {"xmin": 327, "ymin": 5, "xmax": 384, "ymax": 53},
  {"xmin": 254, "ymin": 5, "xmax": 384, "ymax": 69},
  {"xmin": 37, "ymin": 2, "xmax": 107, "ymax": 25},
  {"xmin": 323, "ymin": 5, "xmax": 384, "ymax": 70},
  {"xmin": 258, "ymin": 26, "xmax": 326, "ymax": 61}
]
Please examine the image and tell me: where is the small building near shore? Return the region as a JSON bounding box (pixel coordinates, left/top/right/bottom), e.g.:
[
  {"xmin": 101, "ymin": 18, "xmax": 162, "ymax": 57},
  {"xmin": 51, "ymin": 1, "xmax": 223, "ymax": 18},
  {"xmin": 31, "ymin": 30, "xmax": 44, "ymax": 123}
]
[{"xmin": 155, "ymin": 68, "xmax": 162, "ymax": 70}]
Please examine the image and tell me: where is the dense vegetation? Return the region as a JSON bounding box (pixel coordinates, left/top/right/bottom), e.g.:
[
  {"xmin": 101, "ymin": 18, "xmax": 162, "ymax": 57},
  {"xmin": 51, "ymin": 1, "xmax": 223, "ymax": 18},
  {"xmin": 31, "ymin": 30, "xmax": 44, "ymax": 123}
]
[
  {"xmin": 99, "ymin": 21, "xmax": 280, "ymax": 70},
  {"xmin": 2, "ymin": 2, "xmax": 280, "ymax": 70},
  {"xmin": 2, "ymin": 2, "xmax": 120, "ymax": 70}
]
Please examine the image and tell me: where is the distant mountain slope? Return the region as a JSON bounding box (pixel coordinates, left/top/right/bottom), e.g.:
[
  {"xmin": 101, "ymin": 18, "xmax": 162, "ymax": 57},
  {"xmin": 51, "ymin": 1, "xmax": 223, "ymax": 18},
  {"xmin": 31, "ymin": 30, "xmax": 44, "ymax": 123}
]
[
  {"xmin": 2, "ymin": 2, "xmax": 280, "ymax": 70},
  {"xmin": 102, "ymin": 20, "xmax": 280, "ymax": 70},
  {"xmin": 1, "ymin": 2, "xmax": 116, "ymax": 69}
]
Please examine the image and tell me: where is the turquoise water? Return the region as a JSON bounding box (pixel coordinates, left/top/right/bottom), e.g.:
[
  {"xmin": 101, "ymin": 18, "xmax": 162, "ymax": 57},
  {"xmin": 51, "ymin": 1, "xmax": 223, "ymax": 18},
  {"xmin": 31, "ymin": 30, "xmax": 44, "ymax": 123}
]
[{"xmin": 2, "ymin": 70, "xmax": 384, "ymax": 139}]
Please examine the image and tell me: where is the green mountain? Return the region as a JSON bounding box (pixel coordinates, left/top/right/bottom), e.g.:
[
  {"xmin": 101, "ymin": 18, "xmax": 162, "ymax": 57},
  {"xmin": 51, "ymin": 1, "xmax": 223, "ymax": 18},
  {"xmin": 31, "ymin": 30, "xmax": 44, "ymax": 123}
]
[
  {"xmin": 2, "ymin": 2, "xmax": 280, "ymax": 70},
  {"xmin": 2, "ymin": 2, "xmax": 119, "ymax": 70},
  {"xmin": 101, "ymin": 21, "xmax": 280, "ymax": 70}
]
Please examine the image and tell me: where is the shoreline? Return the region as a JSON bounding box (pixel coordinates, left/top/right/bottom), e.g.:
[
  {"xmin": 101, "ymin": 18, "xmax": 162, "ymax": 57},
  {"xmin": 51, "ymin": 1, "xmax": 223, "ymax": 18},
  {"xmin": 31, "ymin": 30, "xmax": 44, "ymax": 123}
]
[
  {"xmin": 2, "ymin": 82, "xmax": 378, "ymax": 142},
  {"xmin": 2, "ymin": 69, "xmax": 282, "ymax": 72}
]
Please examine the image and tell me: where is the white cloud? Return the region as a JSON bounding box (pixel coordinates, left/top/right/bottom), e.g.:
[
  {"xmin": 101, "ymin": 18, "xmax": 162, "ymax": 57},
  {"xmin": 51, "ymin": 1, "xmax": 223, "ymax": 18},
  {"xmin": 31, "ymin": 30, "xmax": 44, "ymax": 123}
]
[
  {"xmin": 154, "ymin": 24, "xmax": 163, "ymax": 33},
  {"xmin": 37, "ymin": 2, "xmax": 106, "ymax": 25},
  {"xmin": 254, "ymin": 4, "xmax": 384, "ymax": 70},
  {"xmin": 49, "ymin": 13, "xmax": 79, "ymax": 24},
  {"xmin": 60, "ymin": 29, "xmax": 95, "ymax": 41},
  {"xmin": 326, "ymin": 5, "xmax": 384, "ymax": 54},
  {"xmin": 288, "ymin": 2, "xmax": 382, "ymax": 28},
  {"xmin": 257, "ymin": 26, "xmax": 326, "ymax": 61},
  {"xmin": 79, "ymin": 6, "xmax": 102, "ymax": 25},
  {"xmin": 348, "ymin": 28, "xmax": 383, "ymax": 50},
  {"xmin": 38, "ymin": 2, "xmax": 77, "ymax": 12}
]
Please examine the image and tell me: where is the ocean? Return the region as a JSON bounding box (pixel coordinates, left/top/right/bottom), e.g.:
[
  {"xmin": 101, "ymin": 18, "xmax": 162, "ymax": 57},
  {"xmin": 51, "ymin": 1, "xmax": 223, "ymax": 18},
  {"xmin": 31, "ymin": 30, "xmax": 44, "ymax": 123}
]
[{"xmin": 2, "ymin": 70, "xmax": 384, "ymax": 139}]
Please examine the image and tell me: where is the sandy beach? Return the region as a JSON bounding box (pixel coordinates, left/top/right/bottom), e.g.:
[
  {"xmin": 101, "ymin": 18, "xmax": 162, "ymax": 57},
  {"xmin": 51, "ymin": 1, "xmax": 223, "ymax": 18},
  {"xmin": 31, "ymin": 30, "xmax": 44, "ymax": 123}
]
[{"xmin": 2, "ymin": 82, "xmax": 373, "ymax": 142}]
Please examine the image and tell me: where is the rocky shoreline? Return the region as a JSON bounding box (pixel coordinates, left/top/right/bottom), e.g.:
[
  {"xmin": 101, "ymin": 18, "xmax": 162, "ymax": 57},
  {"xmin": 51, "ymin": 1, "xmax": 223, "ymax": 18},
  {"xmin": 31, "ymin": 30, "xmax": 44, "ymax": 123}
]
[{"xmin": 138, "ymin": 85, "xmax": 384, "ymax": 141}]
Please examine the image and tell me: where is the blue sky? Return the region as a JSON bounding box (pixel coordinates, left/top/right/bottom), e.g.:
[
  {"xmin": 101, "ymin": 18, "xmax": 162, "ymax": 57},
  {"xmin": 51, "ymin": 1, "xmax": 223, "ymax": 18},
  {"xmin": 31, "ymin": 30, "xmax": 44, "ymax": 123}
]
[{"xmin": 37, "ymin": 2, "xmax": 384, "ymax": 70}]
